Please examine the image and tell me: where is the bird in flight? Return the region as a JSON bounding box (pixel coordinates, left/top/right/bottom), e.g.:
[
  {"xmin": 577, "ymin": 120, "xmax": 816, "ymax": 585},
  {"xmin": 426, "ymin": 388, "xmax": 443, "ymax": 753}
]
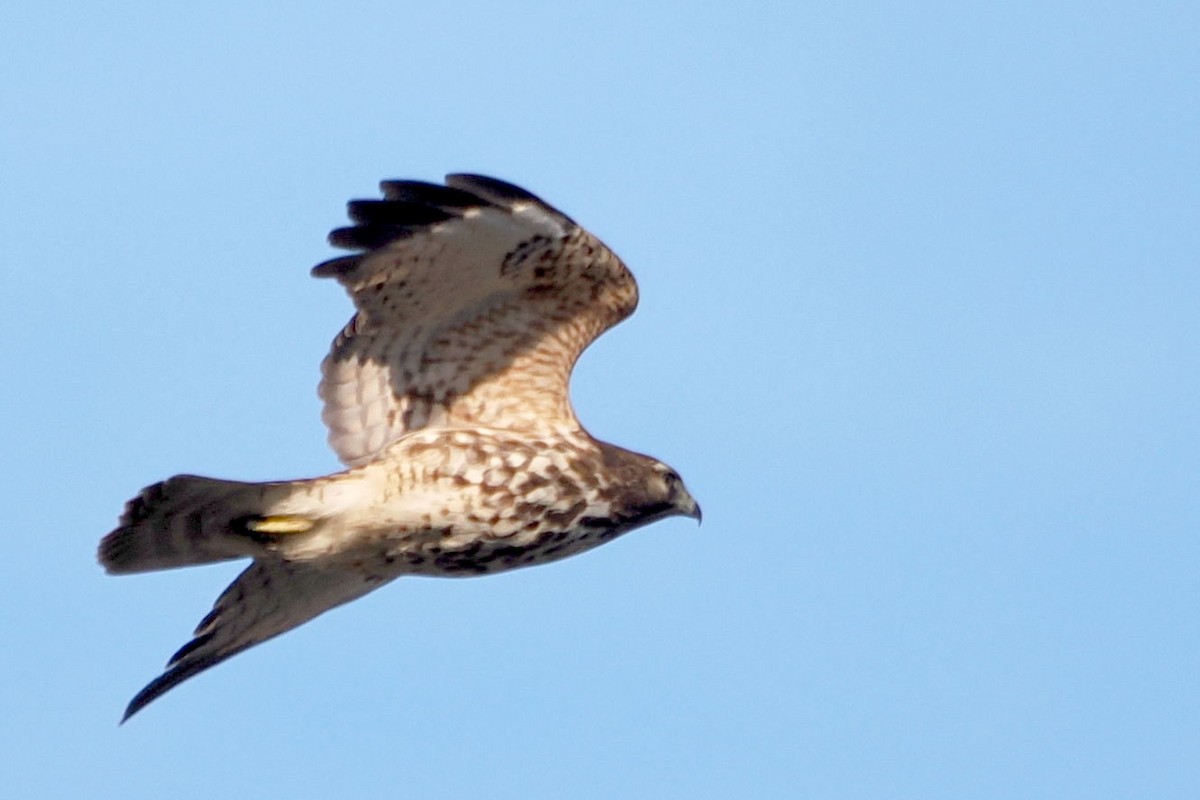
[{"xmin": 99, "ymin": 174, "xmax": 700, "ymax": 721}]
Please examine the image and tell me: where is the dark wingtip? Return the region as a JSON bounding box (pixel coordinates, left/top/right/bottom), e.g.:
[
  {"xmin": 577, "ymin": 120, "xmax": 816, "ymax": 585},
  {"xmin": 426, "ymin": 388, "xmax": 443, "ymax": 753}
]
[
  {"xmin": 444, "ymin": 174, "xmax": 542, "ymax": 206},
  {"xmin": 316, "ymin": 174, "xmax": 571, "ymax": 277},
  {"xmin": 323, "ymin": 189, "xmax": 469, "ymax": 256},
  {"xmin": 311, "ymin": 254, "xmax": 365, "ymax": 279},
  {"xmin": 120, "ymin": 663, "xmax": 197, "ymax": 723},
  {"xmin": 119, "ymin": 645, "xmax": 242, "ymax": 723},
  {"xmin": 445, "ymin": 174, "xmax": 575, "ymax": 224},
  {"xmin": 379, "ymin": 180, "xmax": 485, "ymax": 209},
  {"xmin": 121, "ymin": 675, "xmax": 169, "ymax": 723},
  {"xmin": 328, "ymin": 224, "xmax": 424, "ymax": 250},
  {"xmin": 346, "ymin": 200, "xmax": 457, "ymax": 227},
  {"xmin": 121, "ymin": 675, "xmax": 173, "ymax": 723}
]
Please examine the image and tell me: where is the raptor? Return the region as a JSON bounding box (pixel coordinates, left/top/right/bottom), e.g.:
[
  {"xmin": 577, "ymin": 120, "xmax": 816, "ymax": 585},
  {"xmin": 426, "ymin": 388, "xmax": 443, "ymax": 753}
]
[{"xmin": 99, "ymin": 174, "xmax": 700, "ymax": 721}]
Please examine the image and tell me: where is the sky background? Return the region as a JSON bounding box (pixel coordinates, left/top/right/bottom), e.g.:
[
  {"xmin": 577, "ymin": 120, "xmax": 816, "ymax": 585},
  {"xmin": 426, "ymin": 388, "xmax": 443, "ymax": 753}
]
[{"xmin": 2, "ymin": 2, "xmax": 1197, "ymax": 797}]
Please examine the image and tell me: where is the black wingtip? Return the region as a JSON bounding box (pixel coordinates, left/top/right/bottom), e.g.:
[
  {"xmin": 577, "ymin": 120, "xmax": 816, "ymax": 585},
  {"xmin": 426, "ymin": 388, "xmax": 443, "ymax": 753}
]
[
  {"xmin": 120, "ymin": 664, "xmax": 197, "ymax": 722},
  {"xmin": 119, "ymin": 648, "xmax": 238, "ymax": 723},
  {"xmin": 120, "ymin": 698, "xmax": 141, "ymax": 725},
  {"xmin": 328, "ymin": 224, "xmax": 423, "ymax": 250},
  {"xmin": 444, "ymin": 174, "xmax": 542, "ymax": 206},
  {"xmin": 379, "ymin": 180, "xmax": 485, "ymax": 209},
  {"xmin": 444, "ymin": 174, "xmax": 575, "ymax": 224},
  {"xmin": 311, "ymin": 254, "xmax": 365, "ymax": 279},
  {"xmin": 121, "ymin": 681, "xmax": 160, "ymax": 723},
  {"xmin": 346, "ymin": 200, "xmax": 458, "ymax": 227},
  {"xmin": 325, "ymin": 195, "xmax": 464, "ymax": 253},
  {"xmin": 317, "ymin": 174, "xmax": 573, "ymax": 276}
]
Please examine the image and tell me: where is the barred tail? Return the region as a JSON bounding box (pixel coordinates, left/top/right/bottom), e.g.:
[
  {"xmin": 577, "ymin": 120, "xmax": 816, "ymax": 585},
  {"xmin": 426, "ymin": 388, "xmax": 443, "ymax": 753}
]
[{"xmin": 99, "ymin": 475, "xmax": 282, "ymax": 574}]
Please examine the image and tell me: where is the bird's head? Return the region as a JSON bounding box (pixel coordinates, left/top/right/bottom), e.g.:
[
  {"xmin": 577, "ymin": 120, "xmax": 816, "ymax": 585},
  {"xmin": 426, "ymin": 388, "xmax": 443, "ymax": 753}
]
[
  {"xmin": 644, "ymin": 460, "xmax": 702, "ymax": 525},
  {"xmin": 598, "ymin": 444, "xmax": 701, "ymax": 527}
]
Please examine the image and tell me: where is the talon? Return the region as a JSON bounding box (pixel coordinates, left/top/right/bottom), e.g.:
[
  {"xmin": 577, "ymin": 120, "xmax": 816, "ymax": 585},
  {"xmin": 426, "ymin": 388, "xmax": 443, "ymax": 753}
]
[{"xmin": 243, "ymin": 515, "xmax": 315, "ymax": 536}]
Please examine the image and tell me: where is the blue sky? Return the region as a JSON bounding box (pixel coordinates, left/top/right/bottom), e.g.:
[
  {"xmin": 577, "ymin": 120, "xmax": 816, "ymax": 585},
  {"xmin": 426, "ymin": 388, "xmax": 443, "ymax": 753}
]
[{"xmin": 2, "ymin": 2, "xmax": 1197, "ymax": 797}]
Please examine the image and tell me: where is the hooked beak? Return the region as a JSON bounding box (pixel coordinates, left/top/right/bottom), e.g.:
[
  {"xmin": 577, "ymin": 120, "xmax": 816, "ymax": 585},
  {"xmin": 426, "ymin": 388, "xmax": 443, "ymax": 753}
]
[{"xmin": 677, "ymin": 490, "xmax": 702, "ymax": 525}]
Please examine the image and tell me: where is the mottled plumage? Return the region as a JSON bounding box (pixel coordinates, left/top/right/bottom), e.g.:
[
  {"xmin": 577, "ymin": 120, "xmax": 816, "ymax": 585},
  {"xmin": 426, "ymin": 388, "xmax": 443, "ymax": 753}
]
[{"xmin": 99, "ymin": 174, "xmax": 699, "ymax": 721}]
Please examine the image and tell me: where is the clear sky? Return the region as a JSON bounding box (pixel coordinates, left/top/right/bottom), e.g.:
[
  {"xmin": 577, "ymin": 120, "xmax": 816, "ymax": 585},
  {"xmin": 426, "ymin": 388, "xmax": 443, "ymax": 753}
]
[{"xmin": 2, "ymin": 2, "xmax": 1197, "ymax": 797}]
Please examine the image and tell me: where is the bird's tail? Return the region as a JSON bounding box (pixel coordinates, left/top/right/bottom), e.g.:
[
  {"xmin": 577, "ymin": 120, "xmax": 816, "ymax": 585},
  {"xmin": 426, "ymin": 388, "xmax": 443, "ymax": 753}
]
[{"xmin": 98, "ymin": 475, "xmax": 301, "ymax": 574}]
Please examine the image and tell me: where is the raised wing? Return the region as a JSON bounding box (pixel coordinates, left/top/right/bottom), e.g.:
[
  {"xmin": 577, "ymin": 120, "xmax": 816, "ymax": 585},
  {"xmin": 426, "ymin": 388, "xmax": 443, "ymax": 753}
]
[{"xmin": 314, "ymin": 175, "xmax": 639, "ymax": 466}]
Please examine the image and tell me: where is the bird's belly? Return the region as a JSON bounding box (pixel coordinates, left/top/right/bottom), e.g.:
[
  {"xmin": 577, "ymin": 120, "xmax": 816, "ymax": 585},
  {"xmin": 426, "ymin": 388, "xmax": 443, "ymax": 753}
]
[{"xmin": 386, "ymin": 521, "xmax": 624, "ymax": 577}]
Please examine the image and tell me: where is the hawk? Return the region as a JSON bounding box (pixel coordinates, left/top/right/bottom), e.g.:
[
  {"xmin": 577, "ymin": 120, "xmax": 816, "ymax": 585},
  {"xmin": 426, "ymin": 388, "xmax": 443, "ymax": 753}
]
[{"xmin": 99, "ymin": 174, "xmax": 700, "ymax": 721}]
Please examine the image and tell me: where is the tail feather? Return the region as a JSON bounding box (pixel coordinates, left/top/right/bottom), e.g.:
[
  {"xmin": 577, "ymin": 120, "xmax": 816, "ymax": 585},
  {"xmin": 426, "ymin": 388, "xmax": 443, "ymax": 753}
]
[{"xmin": 99, "ymin": 475, "xmax": 281, "ymax": 574}]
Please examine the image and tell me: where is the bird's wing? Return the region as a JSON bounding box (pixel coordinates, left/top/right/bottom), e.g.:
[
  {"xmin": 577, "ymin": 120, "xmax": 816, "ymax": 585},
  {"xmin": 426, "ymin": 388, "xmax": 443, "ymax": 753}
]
[
  {"xmin": 314, "ymin": 174, "xmax": 639, "ymax": 466},
  {"xmin": 121, "ymin": 560, "xmax": 387, "ymax": 721}
]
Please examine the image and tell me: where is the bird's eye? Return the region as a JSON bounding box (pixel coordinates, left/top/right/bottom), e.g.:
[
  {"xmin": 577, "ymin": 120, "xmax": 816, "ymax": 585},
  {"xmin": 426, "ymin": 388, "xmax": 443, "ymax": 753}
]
[{"xmin": 662, "ymin": 469, "xmax": 680, "ymax": 486}]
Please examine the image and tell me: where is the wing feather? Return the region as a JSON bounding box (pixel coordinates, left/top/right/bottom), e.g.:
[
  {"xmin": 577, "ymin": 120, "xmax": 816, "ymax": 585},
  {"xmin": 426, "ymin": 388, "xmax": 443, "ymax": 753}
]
[
  {"xmin": 314, "ymin": 175, "xmax": 638, "ymax": 466},
  {"xmin": 121, "ymin": 560, "xmax": 386, "ymax": 721}
]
